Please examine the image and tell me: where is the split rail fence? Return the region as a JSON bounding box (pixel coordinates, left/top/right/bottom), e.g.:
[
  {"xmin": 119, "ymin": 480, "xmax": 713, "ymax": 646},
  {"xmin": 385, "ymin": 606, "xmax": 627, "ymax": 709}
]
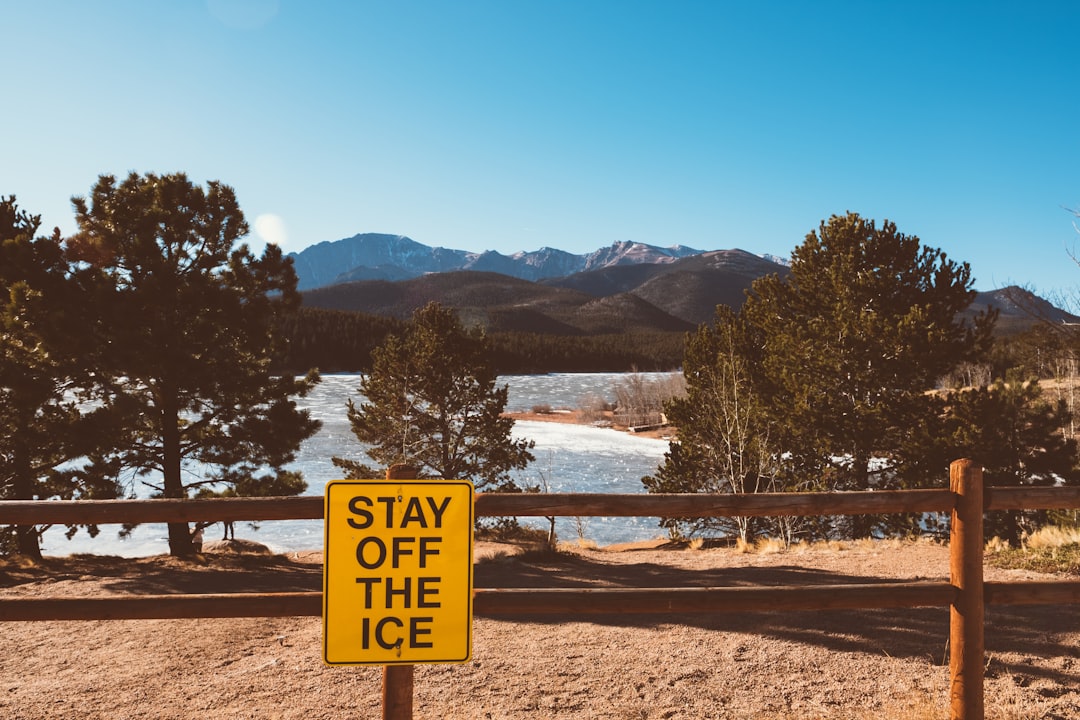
[{"xmin": 2, "ymin": 459, "xmax": 1080, "ymax": 720}]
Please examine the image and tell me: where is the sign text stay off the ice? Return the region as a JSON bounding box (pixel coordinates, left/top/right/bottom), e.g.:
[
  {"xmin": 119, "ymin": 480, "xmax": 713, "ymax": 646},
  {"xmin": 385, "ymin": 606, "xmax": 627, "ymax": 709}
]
[{"xmin": 323, "ymin": 479, "xmax": 474, "ymax": 666}]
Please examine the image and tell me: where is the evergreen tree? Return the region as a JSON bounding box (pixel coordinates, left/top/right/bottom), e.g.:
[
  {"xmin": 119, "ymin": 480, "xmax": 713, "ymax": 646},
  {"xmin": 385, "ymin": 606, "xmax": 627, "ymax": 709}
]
[
  {"xmin": 69, "ymin": 172, "xmax": 321, "ymax": 556},
  {"xmin": 742, "ymin": 214, "xmax": 995, "ymax": 524},
  {"xmin": 945, "ymin": 379, "xmax": 1077, "ymax": 544},
  {"xmin": 650, "ymin": 213, "xmax": 1002, "ymax": 541},
  {"xmin": 334, "ymin": 302, "xmax": 534, "ymax": 490},
  {"xmin": 0, "ymin": 197, "xmax": 121, "ymax": 559}
]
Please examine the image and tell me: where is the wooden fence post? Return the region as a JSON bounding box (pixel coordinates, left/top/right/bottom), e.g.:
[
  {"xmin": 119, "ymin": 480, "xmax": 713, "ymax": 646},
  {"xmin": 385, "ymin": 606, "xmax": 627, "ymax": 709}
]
[
  {"xmin": 382, "ymin": 664, "xmax": 413, "ymax": 720},
  {"xmin": 382, "ymin": 463, "xmax": 418, "ymax": 720},
  {"xmin": 949, "ymin": 458, "xmax": 985, "ymax": 720}
]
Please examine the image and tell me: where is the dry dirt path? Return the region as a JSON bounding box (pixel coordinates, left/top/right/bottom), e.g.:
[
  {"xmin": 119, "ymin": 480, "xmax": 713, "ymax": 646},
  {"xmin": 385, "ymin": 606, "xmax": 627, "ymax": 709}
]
[{"xmin": 0, "ymin": 539, "xmax": 1077, "ymax": 719}]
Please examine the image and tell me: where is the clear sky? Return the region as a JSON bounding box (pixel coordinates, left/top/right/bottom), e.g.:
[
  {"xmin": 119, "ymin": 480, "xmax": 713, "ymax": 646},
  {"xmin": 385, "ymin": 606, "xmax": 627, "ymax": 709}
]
[{"xmin": 3, "ymin": 1, "xmax": 1079, "ymax": 294}]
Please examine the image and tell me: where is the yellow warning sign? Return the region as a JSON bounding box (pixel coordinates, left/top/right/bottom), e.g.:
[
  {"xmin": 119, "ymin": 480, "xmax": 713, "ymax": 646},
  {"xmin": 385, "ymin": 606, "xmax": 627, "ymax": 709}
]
[{"xmin": 323, "ymin": 480, "xmax": 474, "ymax": 665}]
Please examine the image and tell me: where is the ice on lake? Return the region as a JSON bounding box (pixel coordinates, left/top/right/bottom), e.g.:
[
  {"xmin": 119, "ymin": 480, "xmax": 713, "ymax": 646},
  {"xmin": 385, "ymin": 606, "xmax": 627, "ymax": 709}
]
[{"xmin": 39, "ymin": 373, "xmax": 675, "ymax": 556}]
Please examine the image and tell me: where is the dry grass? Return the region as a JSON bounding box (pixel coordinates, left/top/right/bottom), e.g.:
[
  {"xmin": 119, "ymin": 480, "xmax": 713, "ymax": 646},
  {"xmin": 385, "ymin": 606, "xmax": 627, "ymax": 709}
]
[
  {"xmin": 804, "ymin": 538, "xmax": 851, "ymax": 553},
  {"xmin": 726, "ymin": 535, "xmax": 939, "ymax": 557},
  {"xmin": 560, "ymin": 537, "xmax": 600, "ymax": 551},
  {"xmin": 986, "ymin": 524, "xmax": 1080, "ymax": 575},
  {"xmin": 985, "ymin": 536, "xmax": 1012, "ymax": 554},
  {"xmin": 1024, "ymin": 524, "xmax": 1080, "ymax": 549},
  {"xmin": 755, "ymin": 537, "xmax": 788, "ymax": 554},
  {"xmin": 732, "ymin": 536, "xmax": 791, "ymax": 554}
]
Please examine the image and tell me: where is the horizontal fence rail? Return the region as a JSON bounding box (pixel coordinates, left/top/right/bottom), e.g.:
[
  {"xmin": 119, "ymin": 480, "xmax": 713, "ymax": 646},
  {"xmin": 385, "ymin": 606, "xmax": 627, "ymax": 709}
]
[
  {"xmin": 4, "ymin": 581, "xmax": 1080, "ymax": 623},
  {"xmin": 478, "ymin": 489, "xmax": 956, "ymax": 517},
  {"xmin": 0, "ymin": 495, "xmax": 326, "ymax": 525},
  {"xmin": 3, "ymin": 485, "xmax": 1079, "ymax": 527},
  {"xmin": 984, "ymin": 485, "xmax": 1080, "ymax": 510},
  {"xmin": 0, "ymin": 583, "xmax": 958, "ymax": 622},
  {"xmin": 474, "ymin": 583, "xmax": 959, "ymax": 614},
  {"xmin": 0, "ymin": 593, "xmax": 324, "ymax": 621}
]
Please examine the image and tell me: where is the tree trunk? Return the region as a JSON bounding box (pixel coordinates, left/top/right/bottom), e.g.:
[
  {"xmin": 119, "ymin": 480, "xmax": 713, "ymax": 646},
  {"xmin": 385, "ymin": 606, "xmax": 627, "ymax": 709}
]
[
  {"xmin": 12, "ymin": 451, "xmax": 43, "ymax": 561},
  {"xmin": 847, "ymin": 450, "xmax": 874, "ymax": 539},
  {"xmin": 161, "ymin": 397, "xmax": 192, "ymax": 557},
  {"xmin": 15, "ymin": 525, "xmax": 42, "ymax": 561}
]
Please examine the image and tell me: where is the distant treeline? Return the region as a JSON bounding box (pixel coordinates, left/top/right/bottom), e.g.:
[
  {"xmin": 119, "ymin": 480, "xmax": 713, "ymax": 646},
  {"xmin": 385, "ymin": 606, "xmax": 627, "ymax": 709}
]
[
  {"xmin": 274, "ymin": 307, "xmax": 685, "ymax": 374},
  {"xmin": 486, "ymin": 330, "xmax": 685, "ymax": 373},
  {"xmin": 275, "ymin": 307, "xmax": 405, "ymax": 374}
]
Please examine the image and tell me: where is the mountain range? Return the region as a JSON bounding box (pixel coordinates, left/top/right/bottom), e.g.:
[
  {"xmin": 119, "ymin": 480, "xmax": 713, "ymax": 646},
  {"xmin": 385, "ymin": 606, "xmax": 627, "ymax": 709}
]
[
  {"xmin": 288, "ymin": 233, "xmax": 706, "ymax": 290},
  {"xmin": 294, "ymin": 234, "xmax": 1071, "ymax": 336}
]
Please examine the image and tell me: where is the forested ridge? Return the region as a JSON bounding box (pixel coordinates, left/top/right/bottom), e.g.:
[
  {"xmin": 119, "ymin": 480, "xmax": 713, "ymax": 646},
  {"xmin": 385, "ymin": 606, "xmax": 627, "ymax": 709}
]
[
  {"xmin": 273, "ymin": 305, "xmax": 685, "ymax": 373},
  {"xmin": 274, "ymin": 288, "xmax": 1073, "ymax": 376}
]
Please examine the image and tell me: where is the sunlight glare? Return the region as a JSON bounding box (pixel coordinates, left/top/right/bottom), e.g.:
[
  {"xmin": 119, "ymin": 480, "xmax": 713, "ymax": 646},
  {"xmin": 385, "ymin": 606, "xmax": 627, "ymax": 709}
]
[{"xmin": 254, "ymin": 213, "xmax": 288, "ymax": 247}]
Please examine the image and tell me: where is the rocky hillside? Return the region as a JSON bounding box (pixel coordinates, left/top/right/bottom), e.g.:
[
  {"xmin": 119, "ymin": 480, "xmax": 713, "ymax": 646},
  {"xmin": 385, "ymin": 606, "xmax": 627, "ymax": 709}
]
[
  {"xmin": 300, "ymin": 246, "xmax": 1069, "ymax": 336},
  {"xmin": 300, "ymin": 249, "xmax": 783, "ymax": 334},
  {"xmin": 288, "ymin": 234, "xmax": 704, "ymax": 290}
]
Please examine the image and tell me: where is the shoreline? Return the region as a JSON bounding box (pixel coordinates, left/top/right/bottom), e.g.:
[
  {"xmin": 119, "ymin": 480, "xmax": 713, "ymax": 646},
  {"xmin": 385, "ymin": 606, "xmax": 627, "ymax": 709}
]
[{"xmin": 503, "ymin": 409, "xmax": 676, "ymax": 441}]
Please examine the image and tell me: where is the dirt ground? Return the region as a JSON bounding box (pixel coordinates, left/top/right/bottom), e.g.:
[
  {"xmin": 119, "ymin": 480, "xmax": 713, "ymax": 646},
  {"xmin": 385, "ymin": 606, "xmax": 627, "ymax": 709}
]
[{"xmin": 0, "ymin": 538, "xmax": 1077, "ymax": 720}]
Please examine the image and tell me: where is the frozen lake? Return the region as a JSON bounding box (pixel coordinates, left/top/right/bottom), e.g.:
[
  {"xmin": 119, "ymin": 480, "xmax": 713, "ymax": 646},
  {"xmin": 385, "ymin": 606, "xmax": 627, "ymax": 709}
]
[{"xmin": 39, "ymin": 373, "xmax": 675, "ymax": 556}]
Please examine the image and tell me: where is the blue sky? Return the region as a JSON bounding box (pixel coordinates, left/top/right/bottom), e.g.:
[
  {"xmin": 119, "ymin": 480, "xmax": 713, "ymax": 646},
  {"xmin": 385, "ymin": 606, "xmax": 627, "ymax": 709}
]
[{"xmin": 3, "ymin": 1, "xmax": 1079, "ymax": 294}]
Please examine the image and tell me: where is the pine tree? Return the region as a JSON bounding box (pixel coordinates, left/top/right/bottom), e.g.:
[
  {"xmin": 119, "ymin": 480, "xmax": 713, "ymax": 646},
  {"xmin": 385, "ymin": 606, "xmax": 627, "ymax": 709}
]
[
  {"xmin": 945, "ymin": 379, "xmax": 1078, "ymax": 544},
  {"xmin": 334, "ymin": 302, "xmax": 534, "ymax": 491},
  {"xmin": 69, "ymin": 172, "xmax": 321, "ymax": 556},
  {"xmin": 0, "ymin": 197, "xmax": 121, "ymax": 559},
  {"xmin": 742, "ymin": 213, "xmax": 996, "ymax": 507},
  {"xmin": 652, "ymin": 213, "xmax": 1001, "ymax": 541}
]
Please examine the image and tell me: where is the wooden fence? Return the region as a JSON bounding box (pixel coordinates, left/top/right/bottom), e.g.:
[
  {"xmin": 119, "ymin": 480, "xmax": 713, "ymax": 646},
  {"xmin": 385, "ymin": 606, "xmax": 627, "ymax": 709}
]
[{"xmin": 2, "ymin": 459, "xmax": 1080, "ymax": 719}]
